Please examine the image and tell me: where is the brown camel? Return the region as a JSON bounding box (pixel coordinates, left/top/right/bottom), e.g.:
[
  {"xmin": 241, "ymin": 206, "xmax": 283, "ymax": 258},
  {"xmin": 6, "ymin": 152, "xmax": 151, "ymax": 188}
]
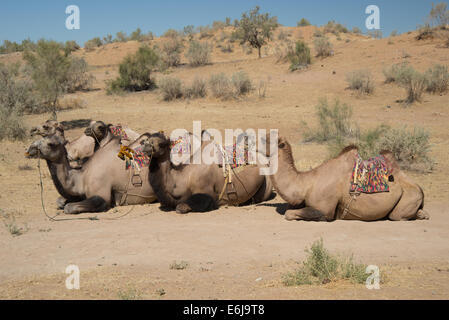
[
  {"xmin": 30, "ymin": 120, "xmax": 141, "ymax": 164},
  {"xmin": 25, "ymin": 133, "xmax": 157, "ymax": 214},
  {"xmin": 138, "ymin": 132, "xmax": 273, "ymax": 213},
  {"xmin": 270, "ymin": 137, "xmax": 429, "ymax": 222}
]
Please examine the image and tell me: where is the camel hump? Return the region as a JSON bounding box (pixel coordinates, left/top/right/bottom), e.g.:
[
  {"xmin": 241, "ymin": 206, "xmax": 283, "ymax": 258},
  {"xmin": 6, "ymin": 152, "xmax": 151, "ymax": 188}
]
[
  {"xmin": 379, "ymin": 150, "xmax": 400, "ymax": 173},
  {"xmin": 338, "ymin": 145, "xmax": 358, "ymax": 156}
]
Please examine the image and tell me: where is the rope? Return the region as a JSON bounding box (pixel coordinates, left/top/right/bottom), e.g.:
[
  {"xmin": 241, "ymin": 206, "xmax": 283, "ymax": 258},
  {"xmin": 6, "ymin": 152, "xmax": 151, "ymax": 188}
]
[{"xmin": 37, "ymin": 151, "xmax": 137, "ymax": 222}]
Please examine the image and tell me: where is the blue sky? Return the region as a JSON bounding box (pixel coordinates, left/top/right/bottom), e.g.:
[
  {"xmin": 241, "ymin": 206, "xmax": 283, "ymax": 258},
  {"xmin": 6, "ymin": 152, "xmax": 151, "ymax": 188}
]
[{"xmin": 0, "ymin": 0, "xmax": 439, "ymax": 44}]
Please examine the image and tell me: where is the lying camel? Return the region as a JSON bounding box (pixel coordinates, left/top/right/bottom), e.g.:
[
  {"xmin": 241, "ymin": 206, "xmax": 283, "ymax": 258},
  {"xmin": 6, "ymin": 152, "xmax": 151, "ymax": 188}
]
[
  {"xmin": 30, "ymin": 120, "xmax": 140, "ymax": 164},
  {"xmin": 270, "ymin": 137, "xmax": 429, "ymax": 221},
  {"xmin": 139, "ymin": 132, "xmax": 273, "ymax": 213},
  {"xmin": 26, "ymin": 133, "xmax": 157, "ymax": 214}
]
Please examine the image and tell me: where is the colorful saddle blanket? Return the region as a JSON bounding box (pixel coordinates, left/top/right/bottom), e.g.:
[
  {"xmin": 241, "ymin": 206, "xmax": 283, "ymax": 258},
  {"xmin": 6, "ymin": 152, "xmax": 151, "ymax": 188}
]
[
  {"xmin": 170, "ymin": 134, "xmax": 192, "ymax": 157},
  {"xmin": 216, "ymin": 143, "xmax": 256, "ymax": 169},
  {"xmin": 124, "ymin": 146, "xmax": 150, "ymax": 170},
  {"xmin": 349, "ymin": 155, "xmax": 390, "ymax": 194},
  {"xmin": 109, "ymin": 124, "xmax": 129, "ymax": 141}
]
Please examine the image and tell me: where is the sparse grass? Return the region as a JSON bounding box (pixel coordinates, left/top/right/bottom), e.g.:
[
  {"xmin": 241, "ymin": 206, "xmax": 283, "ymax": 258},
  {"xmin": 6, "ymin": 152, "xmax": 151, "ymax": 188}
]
[
  {"xmin": 1, "ymin": 210, "xmax": 28, "ymax": 237},
  {"xmin": 283, "ymin": 239, "xmax": 367, "ymax": 286},
  {"xmin": 382, "ymin": 62, "xmax": 410, "ymax": 84},
  {"xmin": 185, "ymin": 41, "xmax": 211, "ymax": 67},
  {"xmin": 346, "ymin": 69, "xmax": 375, "ymax": 94},
  {"xmin": 158, "ymin": 77, "xmax": 183, "ymax": 101},
  {"xmin": 159, "ymin": 38, "xmax": 183, "ymax": 68},
  {"xmin": 117, "ymin": 287, "xmax": 142, "ymax": 300},
  {"xmin": 170, "ymin": 260, "xmax": 189, "ymax": 270},
  {"xmin": 288, "ymin": 40, "xmax": 311, "ymax": 71},
  {"xmin": 18, "ymin": 164, "xmax": 33, "ymax": 171},
  {"xmin": 274, "ymin": 41, "xmax": 294, "ymax": 63},
  {"xmin": 397, "ymin": 67, "xmax": 427, "ymax": 104},
  {"xmin": 314, "ymin": 37, "xmax": 333, "ymax": 58}
]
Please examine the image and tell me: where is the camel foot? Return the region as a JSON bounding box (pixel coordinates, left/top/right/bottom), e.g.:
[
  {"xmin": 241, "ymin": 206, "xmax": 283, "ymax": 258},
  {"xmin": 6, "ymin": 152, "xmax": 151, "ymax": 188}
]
[
  {"xmin": 285, "ymin": 207, "xmax": 328, "ymax": 222},
  {"xmin": 176, "ymin": 203, "xmax": 192, "ymax": 214},
  {"xmin": 64, "ymin": 196, "xmax": 109, "ymax": 214},
  {"xmin": 56, "ymin": 197, "xmax": 67, "ymax": 210},
  {"xmin": 416, "ymin": 209, "xmax": 430, "ymax": 220}
]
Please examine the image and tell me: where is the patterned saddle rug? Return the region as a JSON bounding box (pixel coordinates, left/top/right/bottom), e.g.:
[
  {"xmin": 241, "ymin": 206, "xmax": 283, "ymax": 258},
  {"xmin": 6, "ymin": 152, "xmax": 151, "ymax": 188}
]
[
  {"xmin": 109, "ymin": 124, "xmax": 129, "ymax": 141},
  {"xmin": 215, "ymin": 143, "xmax": 256, "ymax": 169},
  {"xmin": 349, "ymin": 155, "xmax": 391, "ymax": 194}
]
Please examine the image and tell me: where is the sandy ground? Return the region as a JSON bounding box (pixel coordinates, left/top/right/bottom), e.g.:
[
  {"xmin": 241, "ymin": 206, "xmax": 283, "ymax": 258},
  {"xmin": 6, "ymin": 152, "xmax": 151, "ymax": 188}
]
[{"xmin": 1, "ymin": 27, "xmax": 449, "ymax": 299}]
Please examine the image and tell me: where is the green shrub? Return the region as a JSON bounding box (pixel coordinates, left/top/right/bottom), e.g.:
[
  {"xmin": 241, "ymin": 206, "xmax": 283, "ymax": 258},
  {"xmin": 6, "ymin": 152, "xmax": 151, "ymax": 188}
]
[
  {"xmin": 283, "ymin": 239, "xmax": 367, "ymax": 286},
  {"xmin": 163, "ymin": 29, "xmax": 180, "ymax": 39},
  {"xmin": 323, "ymin": 21, "xmax": 349, "ymax": 35},
  {"xmin": 115, "ymin": 31, "xmax": 129, "ymax": 42},
  {"xmin": 65, "ymin": 57, "xmax": 93, "ymax": 93},
  {"xmin": 184, "ymin": 77, "xmax": 207, "ymax": 99},
  {"xmin": 314, "ymin": 37, "xmax": 333, "ymax": 57},
  {"xmin": 63, "ymin": 40, "xmax": 80, "ymax": 56},
  {"xmin": 303, "ymin": 98, "xmax": 358, "ymax": 143},
  {"xmin": 288, "ymin": 41, "xmax": 311, "ymax": 71},
  {"xmin": 84, "ymin": 37, "xmax": 102, "ymax": 51},
  {"xmin": 185, "ymin": 41, "xmax": 211, "ymax": 67},
  {"xmin": 425, "ymin": 64, "xmax": 449, "ymax": 94},
  {"xmin": 297, "ymin": 18, "xmax": 311, "ymax": 27},
  {"xmin": 346, "ymin": 69, "xmax": 375, "ymax": 94},
  {"xmin": 158, "ymin": 77, "xmax": 183, "ymax": 101},
  {"xmin": 107, "ymin": 45, "xmax": 159, "ymax": 94}
]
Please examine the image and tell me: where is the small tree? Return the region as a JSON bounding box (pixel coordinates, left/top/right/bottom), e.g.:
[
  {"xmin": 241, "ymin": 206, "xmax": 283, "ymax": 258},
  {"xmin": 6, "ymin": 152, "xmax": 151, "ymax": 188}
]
[
  {"xmin": 236, "ymin": 6, "xmax": 278, "ymax": 58},
  {"xmin": 23, "ymin": 40, "xmax": 71, "ymax": 119},
  {"xmin": 428, "ymin": 2, "xmax": 449, "ymax": 27},
  {"xmin": 297, "ymin": 18, "xmax": 311, "ymax": 27}
]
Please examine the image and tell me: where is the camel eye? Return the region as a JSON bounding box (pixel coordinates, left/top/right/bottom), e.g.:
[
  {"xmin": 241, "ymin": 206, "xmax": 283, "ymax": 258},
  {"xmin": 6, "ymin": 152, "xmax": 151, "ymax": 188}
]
[{"xmin": 279, "ymin": 142, "xmax": 285, "ymax": 148}]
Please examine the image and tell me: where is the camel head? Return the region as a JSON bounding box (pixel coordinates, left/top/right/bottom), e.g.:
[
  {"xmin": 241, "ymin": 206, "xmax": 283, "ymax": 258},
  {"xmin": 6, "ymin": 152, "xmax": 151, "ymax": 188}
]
[
  {"xmin": 139, "ymin": 132, "xmax": 171, "ymax": 159},
  {"xmin": 30, "ymin": 120, "xmax": 64, "ymax": 137},
  {"xmin": 25, "ymin": 135, "xmax": 66, "ymax": 162},
  {"xmin": 277, "ymin": 136, "xmax": 289, "ymax": 150},
  {"xmin": 84, "ymin": 120, "xmax": 110, "ymax": 143}
]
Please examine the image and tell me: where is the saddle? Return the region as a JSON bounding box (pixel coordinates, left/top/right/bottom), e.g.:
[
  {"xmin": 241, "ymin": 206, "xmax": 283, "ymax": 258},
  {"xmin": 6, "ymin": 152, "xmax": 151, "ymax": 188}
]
[
  {"xmin": 109, "ymin": 124, "xmax": 129, "ymax": 141},
  {"xmin": 349, "ymin": 154, "xmax": 391, "ymax": 194}
]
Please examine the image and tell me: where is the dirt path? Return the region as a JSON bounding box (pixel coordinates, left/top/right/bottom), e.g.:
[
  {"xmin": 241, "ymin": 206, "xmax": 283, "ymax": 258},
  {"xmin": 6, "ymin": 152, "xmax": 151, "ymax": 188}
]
[{"xmin": 1, "ymin": 200, "xmax": 448, "ymax": 299}]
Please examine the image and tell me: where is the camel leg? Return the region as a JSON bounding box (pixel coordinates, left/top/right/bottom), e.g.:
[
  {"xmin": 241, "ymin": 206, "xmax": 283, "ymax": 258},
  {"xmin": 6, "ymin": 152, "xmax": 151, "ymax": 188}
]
[
  {"xmin": 63, "ymin": 196, "xmax": 109, "ymax": 214},
  {"xmin": 176, "ymin": 194, "xmax": 217, "ymax": 214},
  {"xmin": 56, "ymin": 197, "xmax": 68, "ymax": 210},
  {"xmin": 284, "ymin": 206, "xmax": 328, "ymax": 222},
  {"xmin": 388, "ymin": 186, "xmax": 427, "ymax": 221}
]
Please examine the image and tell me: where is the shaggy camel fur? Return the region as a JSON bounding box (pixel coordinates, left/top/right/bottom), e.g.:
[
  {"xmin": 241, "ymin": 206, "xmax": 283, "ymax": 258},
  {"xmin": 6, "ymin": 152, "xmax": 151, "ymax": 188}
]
[
  {"xmin": 270, "ymin": 137, "xmax": 429, "ymax": 222},
  {"xmin": 139, "ymin": 132, "xmax": 273, "ymax": 213}
]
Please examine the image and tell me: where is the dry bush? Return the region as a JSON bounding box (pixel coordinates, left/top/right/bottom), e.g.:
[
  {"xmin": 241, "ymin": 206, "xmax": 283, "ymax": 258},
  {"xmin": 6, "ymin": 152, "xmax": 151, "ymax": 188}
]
[
  {"xmin": 221, "ymin": 43, "xmax": 233, "ymax": 53},
  {"xmin": 396, "ymin": 67, "xmax": 427, "ymax": 104},
  {"xmin": 184, "ymin": 77, "xmax": 207, "ymax": 99},
  {"xmin": 65, "ymin": 57, "xmax": 94, "ymax": 93},
  {"xmin": 158, "ymin": 77, "xmax": 183, "ymax": 101},
  {"xmin": 323, "ymin": 21, "xmax": 349, "ymax": 35},
  {"xmin": 274, "ymin": 41, "xmax": 294, "ymax": 63},
  {"xmin": 232, "ymin": 71, "xmax": 253, "ymax": 96},
  {"xmin": 297, "ymin": 18, "xmax": 311, "ymax": 27},
  {"xmin": 185, "ymin": 41, "xmax": 211, "ymax": 67},
  {"xmin": 208, "ymin": 73, "xmax": 233, "ymax": 99},
  {"xmin": 382, "ymin": 62, "xmax": 410, "ymax": 83},
  {"xmin": 160, "ymin": 38, "xmax": 183, "ymax": 68},
  {"xmin": 346, "ymin": 70, "xmax": 375, "ymax": 94},
  {"xmin": 425, "ymin": 64, "xmax": 449, "ymax": 94},
  {"xmin": 314, "ymin": 37, "xmax": 333, "ymax": 58},
  {"xmin": 58, "ymin": 97, "xmax": 86, "ymax": 111}
]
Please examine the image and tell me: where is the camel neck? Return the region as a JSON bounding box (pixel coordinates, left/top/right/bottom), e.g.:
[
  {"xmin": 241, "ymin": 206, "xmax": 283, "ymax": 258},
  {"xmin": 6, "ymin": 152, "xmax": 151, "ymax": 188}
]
[
  {"xmin": 46, "ymin": 152, "xmax": 85, "ymax": 201},
  {"xmin": 271, "ymin": 144, "xmax": 309, "ymax": 206},
  {"xmin": 149, "ymin": 153, "xmax": 179, "ymax": 208}
]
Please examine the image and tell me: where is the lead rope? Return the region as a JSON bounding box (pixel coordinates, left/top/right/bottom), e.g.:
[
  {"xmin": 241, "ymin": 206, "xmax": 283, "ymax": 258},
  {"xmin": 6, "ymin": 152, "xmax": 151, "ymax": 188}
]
[{"xmin": 37, "ymin": 151, "xmax": 138, "ymax": 222}]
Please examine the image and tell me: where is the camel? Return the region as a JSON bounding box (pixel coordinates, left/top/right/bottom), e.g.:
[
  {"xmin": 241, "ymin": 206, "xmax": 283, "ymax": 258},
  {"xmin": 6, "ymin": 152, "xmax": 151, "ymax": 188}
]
[
  {"xmin": 269, "ymin": 137, "xmax": 429, "ymax": 222},
  {"xmin": 138, "ymin": 132, "xmax": 273, "ymax": 213},
  {"xmin": 25, "ymin": 132, "xmax": 157, "ymax": 214},
  {"xmin": 30, "ymin": 120, "xmax": 140, "ymax": 164}
]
